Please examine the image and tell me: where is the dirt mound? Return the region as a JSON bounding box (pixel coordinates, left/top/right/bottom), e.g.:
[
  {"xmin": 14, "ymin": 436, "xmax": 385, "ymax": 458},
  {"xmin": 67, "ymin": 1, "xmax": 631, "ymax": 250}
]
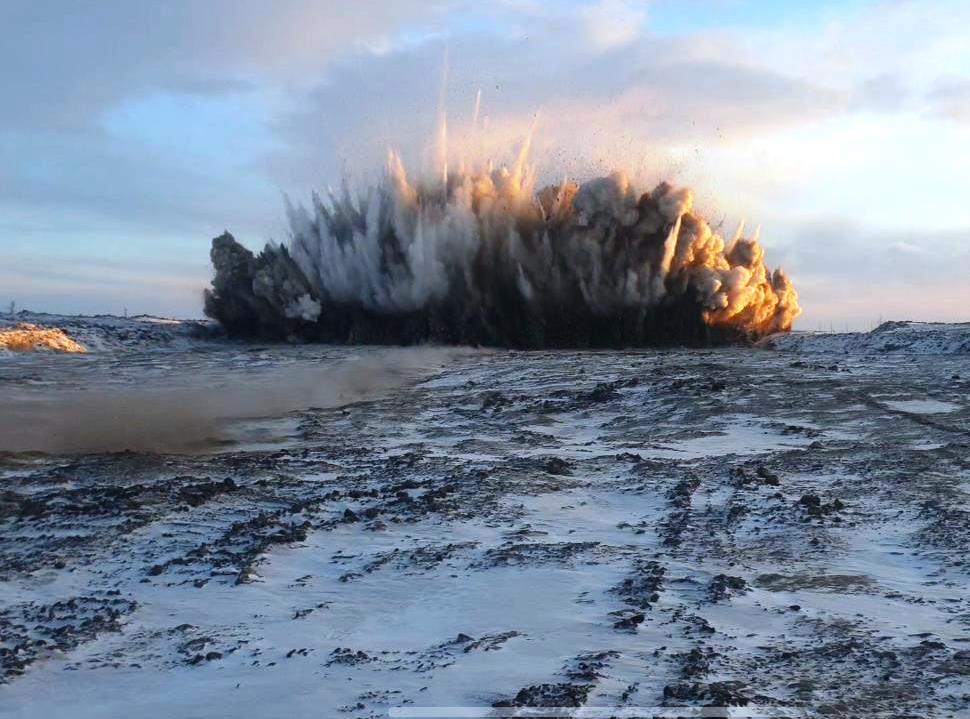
[{"xmin": 0, "ymin": 323, "xmax": 87, "ymax": 353}]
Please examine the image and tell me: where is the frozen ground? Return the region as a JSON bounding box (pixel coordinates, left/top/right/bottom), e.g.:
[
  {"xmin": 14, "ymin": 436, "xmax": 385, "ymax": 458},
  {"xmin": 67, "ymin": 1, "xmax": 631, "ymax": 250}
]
[
  {"xmin": 0, "ymin": 318, "xmax": 968, "ymax": 718},
  {"xmin": 763, "ymin": 321, "xmax": 970, "ymax": 355},
  {"xmin": 0, "ymin": 311, "xmax": 216, "ymax": 355}
]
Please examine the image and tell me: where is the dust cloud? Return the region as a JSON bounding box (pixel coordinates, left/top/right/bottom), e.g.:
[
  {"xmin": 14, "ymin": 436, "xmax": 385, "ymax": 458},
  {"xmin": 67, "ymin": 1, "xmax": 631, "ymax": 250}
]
[{"xmin": 0, "ymin": 348, "xmax": 461, "ymax": 455}]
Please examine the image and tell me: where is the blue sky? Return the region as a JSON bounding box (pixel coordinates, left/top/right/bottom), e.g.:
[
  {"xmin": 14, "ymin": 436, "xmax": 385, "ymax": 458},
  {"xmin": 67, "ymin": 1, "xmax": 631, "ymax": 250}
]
[{"xmin": 1, "ymin": 0, "xmax": 967, "ymax": 328}]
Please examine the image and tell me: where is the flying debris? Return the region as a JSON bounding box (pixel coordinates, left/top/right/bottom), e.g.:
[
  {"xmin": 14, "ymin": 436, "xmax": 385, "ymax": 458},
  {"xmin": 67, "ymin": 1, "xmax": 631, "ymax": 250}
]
[{"xmin": 205, "ymin": 145, "xmax": 800, "ymax": 348}]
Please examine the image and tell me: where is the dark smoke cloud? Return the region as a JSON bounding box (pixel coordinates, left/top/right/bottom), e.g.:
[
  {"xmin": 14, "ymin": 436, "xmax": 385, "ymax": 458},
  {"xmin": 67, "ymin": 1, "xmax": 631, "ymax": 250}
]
[{"xmin": 205, "ymin": 154, "xmax": 800, "ymax": 348}]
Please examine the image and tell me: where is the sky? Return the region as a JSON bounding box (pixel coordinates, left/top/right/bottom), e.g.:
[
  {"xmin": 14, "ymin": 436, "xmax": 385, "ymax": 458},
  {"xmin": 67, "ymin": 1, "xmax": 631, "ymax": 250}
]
[{"xmin": 1, "ymin": 0, "xmax": 968, "ymax": 329}]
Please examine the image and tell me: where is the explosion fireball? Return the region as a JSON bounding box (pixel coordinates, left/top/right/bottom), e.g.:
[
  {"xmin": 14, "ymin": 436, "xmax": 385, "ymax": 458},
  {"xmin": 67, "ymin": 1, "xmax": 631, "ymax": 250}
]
[{"xmin": 205, "ymin": 125, "xmax": 800, "ymax": 348}]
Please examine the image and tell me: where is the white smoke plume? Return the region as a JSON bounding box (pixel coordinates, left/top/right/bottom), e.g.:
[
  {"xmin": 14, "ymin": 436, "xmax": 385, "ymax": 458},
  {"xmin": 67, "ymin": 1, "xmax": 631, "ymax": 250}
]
[{"xmin": 205, "ymin": 120, "xmax": 800, "ymax": 347}]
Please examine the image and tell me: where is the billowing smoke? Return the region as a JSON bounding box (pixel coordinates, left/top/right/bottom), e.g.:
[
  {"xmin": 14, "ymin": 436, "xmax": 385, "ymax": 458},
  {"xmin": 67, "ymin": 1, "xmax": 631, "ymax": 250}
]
[{"xmin": 205, "ymin": 146, "xmax": 800, "ymax": 348}]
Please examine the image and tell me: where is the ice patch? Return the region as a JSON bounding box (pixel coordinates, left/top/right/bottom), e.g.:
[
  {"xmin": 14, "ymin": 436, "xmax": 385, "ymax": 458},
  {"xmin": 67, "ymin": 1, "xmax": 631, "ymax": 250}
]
[{"xmin": 884, "ymin": 399, "xmax": 960, "ymax": 414}]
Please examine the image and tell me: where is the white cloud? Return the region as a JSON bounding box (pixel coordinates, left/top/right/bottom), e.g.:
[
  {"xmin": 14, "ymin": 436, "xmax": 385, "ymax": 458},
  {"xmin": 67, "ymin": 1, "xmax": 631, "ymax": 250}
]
[
  {"xmin": 0, "ymin": 0, "xmax": 451, "ymax": 130},
  {"xmin": 928, "ymin": 79, "xmax": 970, "ymax": 123},
  {"xmin": 579, "ymin": 0, "xmax": 646, "ymax": 51}
]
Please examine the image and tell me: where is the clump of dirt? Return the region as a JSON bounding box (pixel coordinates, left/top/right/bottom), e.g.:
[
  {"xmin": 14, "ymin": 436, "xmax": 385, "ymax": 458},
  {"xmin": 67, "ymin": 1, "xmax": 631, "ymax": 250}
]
[
  {"xmin": 493, "ymin": 682, "xmax": 593, "ymax": 707},
  {"xmin": 755, "ymin": 573, "xmax": 875, "ymax": 593}
]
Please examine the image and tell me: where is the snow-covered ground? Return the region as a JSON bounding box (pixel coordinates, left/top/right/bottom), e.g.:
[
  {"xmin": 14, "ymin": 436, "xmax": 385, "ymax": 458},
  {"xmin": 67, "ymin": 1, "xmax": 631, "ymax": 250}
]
[
  {"xmin": 3, "ymin": 311, "xmax": 968, "ymax": 357},
  {"xmin": 0, "ymin": 320, "xmax": 968, "ymax": 717},
  {"xmin": 0, "ymin": 311, "xmax": 217, "ymax": 355},
  {"xmin": 763, "ymin": 321, "xmax": 970, "ymax": 355}
]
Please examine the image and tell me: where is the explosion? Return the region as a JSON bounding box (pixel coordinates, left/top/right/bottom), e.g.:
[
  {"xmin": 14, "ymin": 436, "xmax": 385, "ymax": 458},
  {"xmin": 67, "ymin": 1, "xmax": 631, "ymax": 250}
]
[{"xmin": 205, "ymin": 131, "xmax": 800, "ymax": 348}]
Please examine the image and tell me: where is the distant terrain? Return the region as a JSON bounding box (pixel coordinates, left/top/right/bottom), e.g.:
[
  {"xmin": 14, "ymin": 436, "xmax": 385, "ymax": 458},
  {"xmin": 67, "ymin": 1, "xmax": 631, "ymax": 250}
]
[
  {"xmin": 0, "ymin": 312, "xmax": 217, "ymax": 355},
  {"xmin": 2, "ymin": 311, "xmax": 968, "ymax": 356}
]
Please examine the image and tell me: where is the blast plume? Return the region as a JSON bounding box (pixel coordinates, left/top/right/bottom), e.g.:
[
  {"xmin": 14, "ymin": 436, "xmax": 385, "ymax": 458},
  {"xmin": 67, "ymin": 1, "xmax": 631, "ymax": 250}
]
[{"xmin": 205, "ymin": 138, "xmax": 799, "ymax": 347}]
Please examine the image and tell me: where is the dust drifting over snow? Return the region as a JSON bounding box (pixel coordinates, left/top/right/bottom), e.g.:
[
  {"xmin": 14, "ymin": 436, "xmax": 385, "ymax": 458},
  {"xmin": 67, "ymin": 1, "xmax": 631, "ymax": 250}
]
[{"xmin": 0, "ymin": 348, "xmax": 460, "ymax": 454}]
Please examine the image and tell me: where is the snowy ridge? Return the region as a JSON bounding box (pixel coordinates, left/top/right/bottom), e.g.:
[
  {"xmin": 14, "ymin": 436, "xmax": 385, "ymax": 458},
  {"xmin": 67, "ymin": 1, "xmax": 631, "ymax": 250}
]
[
  {"xmin": 0, "ymin": 311, "xmax": 219, "ymax": 354},
  {"xmin": 5, "ymin": 312, "xmax": 968, "ymax": 356},
  {"xmin": 761, "ymin": 321, "xmax": 970, "ymax": 354}
]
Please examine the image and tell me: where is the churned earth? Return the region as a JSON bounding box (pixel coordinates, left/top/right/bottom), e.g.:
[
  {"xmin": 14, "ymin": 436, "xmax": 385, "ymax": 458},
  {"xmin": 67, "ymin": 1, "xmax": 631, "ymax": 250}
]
[{"xmin": 0, "ymin": 324, "xmax": 968, "ymax": 718}]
